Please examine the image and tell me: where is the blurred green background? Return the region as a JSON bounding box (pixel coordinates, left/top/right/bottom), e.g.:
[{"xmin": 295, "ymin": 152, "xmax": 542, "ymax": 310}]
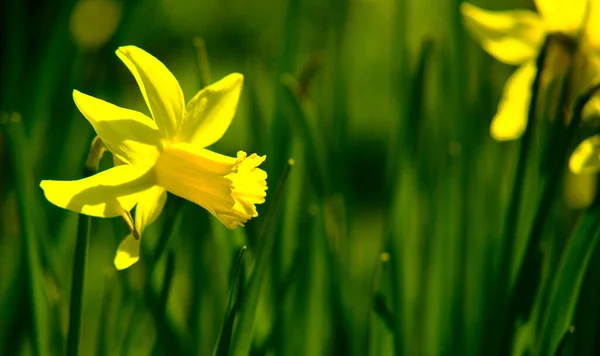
[{"xmin": 3, "ymin": 0, "xmax": 600, "ymax": 355}]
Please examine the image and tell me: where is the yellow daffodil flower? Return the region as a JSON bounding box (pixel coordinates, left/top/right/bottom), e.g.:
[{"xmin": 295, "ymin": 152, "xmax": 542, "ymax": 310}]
[
  {"xmin": 461, "ymin": 0, "xmax": 600, "ymax": 141},
  {"xmin": 40, "ymin": 46, "xmax": 267, "ymax": 269}
]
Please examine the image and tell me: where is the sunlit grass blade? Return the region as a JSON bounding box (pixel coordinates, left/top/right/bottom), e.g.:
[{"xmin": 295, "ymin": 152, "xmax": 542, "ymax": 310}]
[
  {"xmin": 230, "ymin": 160, "xmax": 294, "ymax": 356},
  {"xmin": 553, "ymin": 326, "xmax": 575, "ymax": 356},
  {"xmin": 193, "ymin": 37, "xmax": 212, "ymax": 88},
  {"xmin": 280, "ymin": 74, "xmax": 326, "ymax": 196},
  {"xmin": 537, "ymin": 205, "xmax": 600, "ymax": 356},
  {"xmin": 1, "ymin": 113, "xmax": 52, "ymax": 356},
  {"xmin": 213, "ymin": 245, "xmax": 247, "ymax": 356}
]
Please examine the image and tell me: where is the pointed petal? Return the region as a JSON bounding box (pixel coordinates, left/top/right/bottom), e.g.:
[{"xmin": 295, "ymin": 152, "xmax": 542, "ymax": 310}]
[
  {"xmin": 114, "ymin": 234, "xmax": 140, "ymax": 270},
  {"xmin": 39, "ymin": 165, "xmax": 154, "ymax": 218},
  {"xmin": 490, "ymin": 62, "xmax": 536, "ymax": 141},
  {"xmin": 461, "ymin": 2, "xmax": 544, "ymax": 65},
  {"xmin": 73, "ymin": 90, "xmax": 162, "ymax": 165},
  {"xmin": 116, "ymin": 46, "xmax": 185, "ymax": 139},
  {"xmin": 181, "ymin": 73, "xmax": 244, "ymax": 148},
  {"xmin": 535, "ymin": 0, "xmax": 587, "ymax": 34},
  {"xmin": 570, "ymin": 135, "xmax": 600, "ymax": 174},
  {"xmin": 114, "ymin": 185, "xmax": 167, "ymax": 270}
]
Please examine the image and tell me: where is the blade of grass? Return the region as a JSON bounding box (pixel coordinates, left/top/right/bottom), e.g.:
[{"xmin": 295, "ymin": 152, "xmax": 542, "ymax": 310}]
[
  {"xmin": 66, "ymin": 137, "xmax": 107, "ymax": 356},
  {"xmin": 213, "ymin": 246, "xmax": 247, "ymax": 356},
  {"xmin": 151, "ymin": 251, "xmax": 176, "ymax": 356},
  {"xmin": 537, "ymin": 205, "xmax": 600, "ymax": 355},
  {"xmin": 489, "ymin": 39, "xmax": 548, "ymax": 355},
  {"xmin": 1, "ymin": 113, "xmax": 51, "ymax": 356},
  {"xmin": 230, "ymin": 160, "xmax": 294, "ymax": 356},
  {"xmin": 95, "ymin": 277, "xmax": 114, "ymax": 356},
  {"xmin": 193, "ymin": 37, "xmax": 212, "ymax": 88},
  {"xmin": 507, "ymin": 80, "xmax": 600, "ymax": 355}
]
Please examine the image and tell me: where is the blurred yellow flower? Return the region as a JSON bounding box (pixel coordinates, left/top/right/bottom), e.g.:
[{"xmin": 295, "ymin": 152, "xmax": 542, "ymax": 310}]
[
  {"xmin": 40, "ymin": 46, "xmax": 267, "ymax": 270},
  {"xmin": 461, "ymin": 0, "xmax": 600, "ymax": 141},
  {"xmin": 570, "ymin": 135, "xmax": 600, "ymax": 173},
  {"xmin": 70, "ymin": 0, "xmax": 122, "ymax": 50}
]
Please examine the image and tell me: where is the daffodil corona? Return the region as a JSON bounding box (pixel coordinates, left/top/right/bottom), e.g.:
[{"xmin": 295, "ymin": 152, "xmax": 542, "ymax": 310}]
[
  {"xmin": 40, "ymin": 46, "xmax": 267, "ymax": 270},
  {"xmin": 461, "ymin": 0, "xmax": 600, "ymax": 141}
]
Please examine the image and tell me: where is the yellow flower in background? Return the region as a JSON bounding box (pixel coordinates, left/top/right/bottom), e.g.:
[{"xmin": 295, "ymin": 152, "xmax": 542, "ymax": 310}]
[
  {"xmin": 570, "ymin": 135, "xmax": 600, "ymax": 173},
  {"xmin": 461, "ymin": 0, "xmax": 600, "ymax": 141},
  {"xmin": 40, "ymin": 46, "xmax": 267, "ymax": 270}
]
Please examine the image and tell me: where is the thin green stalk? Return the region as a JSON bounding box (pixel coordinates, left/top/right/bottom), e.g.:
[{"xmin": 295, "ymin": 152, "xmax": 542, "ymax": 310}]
[
  {"xmin": 498, "ymin": 39, "xmax": 549, "ymax": 295},
  {"xmin": 193, "ymin": 37, "xmax": 212, "ymax": 88},
  {"xmin": 490, "ymin": 39, "xmax": 549, "ymax": 355},
  {"xmin": 66, "ymin": 138, "xmax": 105, "ymax": 356},
  {"xmin": 213, "ymin": 246, "xmax": 247, "ymax": 356},
  {"xmin": 1, "ymin": 113, "xmax": 51, "ymax": 356},
  {"xmin": 230, "ymin": 160, "xmax": 294, "ymax": 356}
]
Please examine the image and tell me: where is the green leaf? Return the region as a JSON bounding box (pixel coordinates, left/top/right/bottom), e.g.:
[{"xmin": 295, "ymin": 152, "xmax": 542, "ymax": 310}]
[
  {"xmin": 537, "ymin": 206, "xmax": 600, "ymax": 356},
  {"xmin": 213, "ymin": 245, "xmax": 247, "ymax": 356},
  {"xmin": 230, "ymin": 160, "xmax": 294, "ymax": 356}
]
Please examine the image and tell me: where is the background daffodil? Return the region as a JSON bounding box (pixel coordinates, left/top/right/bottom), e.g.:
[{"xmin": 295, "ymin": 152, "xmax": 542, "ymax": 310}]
[
  {"xmin": 461, "ymin": 0, "xmax": 600, "ymax": 141},
  {"xmin": 39, "ymin": 45, "xmax": 267, "ymax": 270}
]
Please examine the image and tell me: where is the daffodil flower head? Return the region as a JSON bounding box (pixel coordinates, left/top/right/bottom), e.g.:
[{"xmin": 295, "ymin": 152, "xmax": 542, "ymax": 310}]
[
  {"xmin": 40, "ymin": 46, "xmax": 267, "ymax": 270},
  {"xmin": 461, "ymin": 0, "xmax": 600, "ymax": 141}
]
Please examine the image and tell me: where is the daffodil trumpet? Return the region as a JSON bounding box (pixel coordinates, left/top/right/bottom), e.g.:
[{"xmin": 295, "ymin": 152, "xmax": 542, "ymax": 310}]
[{"xmin": 40, "ymin": 46, "xmax": 268, "ymax": 270}]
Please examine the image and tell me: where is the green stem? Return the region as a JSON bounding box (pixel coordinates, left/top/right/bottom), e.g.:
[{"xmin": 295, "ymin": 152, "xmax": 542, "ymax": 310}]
[
  {"xmin": 1, "ymin": 113, "xmax": 51, "ymax": 356},
  {"xmin": 230, "ymin": 160, "xmax": 293, "ymax": 356},
  {"xmin": 491, "ymin": 39, "xmax": 548, "ymax": 355},
  {"xmin": 66, "ymin": 138, "xmax": 105, "ymax": 356}
]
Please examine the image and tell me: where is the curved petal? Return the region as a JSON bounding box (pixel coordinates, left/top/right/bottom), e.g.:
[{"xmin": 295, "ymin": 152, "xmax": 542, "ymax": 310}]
[
  {"xmin": 113, "ymin": 234, "xmax": 140, "ymax": 270},
  {"xmin": 535, "ymin": 0, "xmax": 587, "ymax": 34},
  {"xmin": 569, "ymin": 135, "xmax": 600, "ymax": 174},
  {"xmin": 490, "ymin": 62, "xmax": 536, "ymax": 141},
  {"xmin": 181, "ymin": 73, "xmax": 244, "ymax": 148},
  {"xmin": 461, "ymin": 2, "xmax": 545, "ymax": 65},
  {"xmin": 114, "ymin": 185, "xmax": 167, "ymax": 270},
  {"xmin": 39, "ymin": 165, "xmax": 155, "ymax": 218},
  {"xmin": 73, "ymin": 90, "xmax": 162, "ymax": 165},
  {"xmin": 116, "ymin": 46, "xmax": 185, "ymax": 139}
]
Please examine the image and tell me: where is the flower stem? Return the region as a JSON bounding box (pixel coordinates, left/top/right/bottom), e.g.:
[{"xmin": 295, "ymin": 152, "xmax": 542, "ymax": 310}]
[
  {"xmin": 492, "ymin": 39, "xmax": 549, "ymax": 354},
  {"xmin": 66, "ymin": 138, "xmax": 104, "ymax": 356}
]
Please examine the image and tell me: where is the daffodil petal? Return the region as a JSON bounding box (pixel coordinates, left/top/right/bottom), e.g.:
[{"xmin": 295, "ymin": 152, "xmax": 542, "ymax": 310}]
[
  {"xmin": 570, "ymin": 135, "xmax": 600, "ymax": 174},
  {"xmin": 116, "ymin": 45, "xmax": 185, "ymax": 139},
  {"xmin": 182, "ymin": 73, "xmax": 244, "ymax": 148},
  {"xmin": 40, "ymin": 165, "xmax": 154, "ymax": 218},
  {"xmin": 586, "ymin": 0, "xmax": 600, "ymax": 54},
  {"xmin": 461, "ymin": 2, "xmax": 545, "ymax": 65},
  {"xmin": 73, "ymin": 90, "xmax": 162, "ymax": 165},
  {"xmin": 534, "ymin": 0, "xmax": 587, "ymax": 34},
  {"xmin": 490, "ymin": 62, "xmax": 536, "ymax": 141},
  {"xmin": 114, "ymin": 233, "xmax": 140, "ymax": 270},
  {"xmin": 134, "ymin": 185, "xmax": 167, "ymax": 233},
  {"xmin": 113, "ymin": 185, "xmax": 166, "ymax": 270}
]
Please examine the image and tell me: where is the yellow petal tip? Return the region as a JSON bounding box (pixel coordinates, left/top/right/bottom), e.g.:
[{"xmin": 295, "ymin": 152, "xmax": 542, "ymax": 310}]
[
  {"xmin": 114, "ymin": 233, "xmax": 141, "ymax": 270},
  {"xmin": 114, "ymin": 252, "xmax": 139, "ymax": 270}
]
